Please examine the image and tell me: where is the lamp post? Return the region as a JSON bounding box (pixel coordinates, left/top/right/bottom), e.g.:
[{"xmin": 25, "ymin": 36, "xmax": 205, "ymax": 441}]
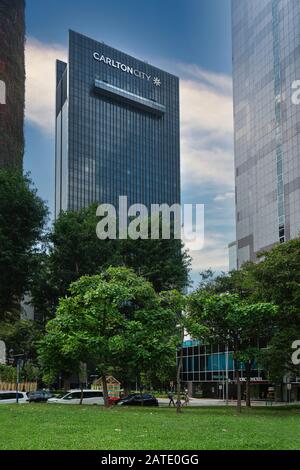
[
  {"xmin": 9, "ymin": 350, "xmax": 24, "ymax": 404},
  {"xmin": 225, "ymin": 344, "xmax": 229, "ymax": 405}
]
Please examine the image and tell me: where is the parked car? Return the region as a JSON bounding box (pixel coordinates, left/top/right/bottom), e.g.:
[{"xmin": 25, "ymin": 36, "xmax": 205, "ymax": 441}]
[
  {"xmin": 0, "ymin": 391, "xmax": 29, "ymax": 404},
  {"xmin": 48, "ymin": 389, "xmax": 104, "ymax": 405},
  {"xmin": 108, "ymin": 396, "xmax": 120, "ymax": 406},
  {"xmin": 28, "ymin": 391, "xmax": 53, "ymax": 403},
  {"xmin": 118, "ymin": 393, "xmax": 158, "ymax": 406}
]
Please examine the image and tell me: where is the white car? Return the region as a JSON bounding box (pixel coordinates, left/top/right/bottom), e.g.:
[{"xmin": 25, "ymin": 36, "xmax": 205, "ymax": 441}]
[
  {"xmin": 0, "ymin": 391, "xmax": 29, "ymax": 404},
  {"xmin": 48, "ymin": 389, "xmax": 104, "ymax": 405}
]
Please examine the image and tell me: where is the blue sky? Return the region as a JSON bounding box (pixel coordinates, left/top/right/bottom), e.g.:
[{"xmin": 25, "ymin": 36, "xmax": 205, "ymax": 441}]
[{"xmin": 24, "ymin": 0, "xmax": 234, "ymax": 286}]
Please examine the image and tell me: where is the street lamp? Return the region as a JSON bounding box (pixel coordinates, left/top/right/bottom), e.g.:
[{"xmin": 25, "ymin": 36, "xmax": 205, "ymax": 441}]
[
  {"xmin": 9, "ymin": 349, "xmax": 24, "ymax": 404},
  {"xmin": 225, "ymin": 344, "xmax": 229, "ymax": 405}
]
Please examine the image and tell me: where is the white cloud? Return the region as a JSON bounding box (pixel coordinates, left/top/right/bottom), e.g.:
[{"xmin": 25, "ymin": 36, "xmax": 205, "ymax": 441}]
[
  {"xmin": 24, "ymin": 39, "xmax": 235, "ymax": 277},
  {"xmin": 177, "ymin": 62, "xmax": 233, "ymax": 96},
  {"xmin": 188, "ymin": 231, "xmax": 230, "ymax": 288},
  {"xmin": 177, "ymin": 65, "xmax": 235, "ymax": 278},
  {"xmin": 179, "ymin": 66, "xmax": 234, "ymax": 191},
  {"xmin": 25, "ymin": 41, "xmax": 234, "ymax": 192},
  {"xmin": 181, "ymin": 79, "xmax": 233, "ymax": 136},
  {"xmin": 25, "ymin": 37, "xmax": 67, "ymax": 134},
  {"xmin": 214, "ymin": 192, "xmax": 235, "ymax": 202},
  {"xmin": 181, "ymin": 143, "xmax": 234, "ymax": 189}
]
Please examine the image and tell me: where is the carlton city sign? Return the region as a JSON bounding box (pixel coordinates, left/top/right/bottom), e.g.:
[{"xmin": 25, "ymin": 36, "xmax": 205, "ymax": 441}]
[{"xmin": 93, "ymin": 52, "xmax": 161, "ymax": 86}]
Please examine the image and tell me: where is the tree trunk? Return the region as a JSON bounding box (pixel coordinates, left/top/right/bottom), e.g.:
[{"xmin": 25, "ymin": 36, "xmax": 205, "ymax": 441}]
[
  {"xmin": 235, "ymin": 358, "xmax": 242, "ymax": 413},
  {"xmin": 102, "ymin": 374, "xmax": 109, "ymax": 407},
  {"xmin": 78, "ymin": 363, "xmax": 86, "ymax": 405},
  {"xmin": 245, "ymin": 378, "xmax": 251, "ymax": 407},
  {"xmin": 176, "ymin": 329, "xmax": 184, "ymax": 414},
  {"xmin": 124, "ymin": 385, "xmax": 131, "ymax": 396},
  {"xmin": 80, "ymin": 383, "xmax": 83, "ymax": 405},
  {"xmin": 62, "ymin": 377, "xmax": 70, "ymax": 392},
  {"xmin": 245, "ymin": 362, "xmax": 252, "ymax": 407}
]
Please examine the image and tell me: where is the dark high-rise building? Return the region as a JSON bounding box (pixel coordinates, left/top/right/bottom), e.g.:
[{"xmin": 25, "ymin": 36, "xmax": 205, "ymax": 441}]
[
  {"xmin": 55, "ymin": 30, "xmax": 180, "ymax": 218},
  {"xmin": 231, "ymin": 0, "xmax": 300, "ymax": 269},
  {"xmin": 0, "ymin": 0, "xmax": 25, "ymax": 168}
]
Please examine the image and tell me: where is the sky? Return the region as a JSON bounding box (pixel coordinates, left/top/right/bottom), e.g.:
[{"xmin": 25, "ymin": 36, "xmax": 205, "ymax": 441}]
[{"xmin": 24, "ymin": 0, "xmax": 235, "ymax": 287}]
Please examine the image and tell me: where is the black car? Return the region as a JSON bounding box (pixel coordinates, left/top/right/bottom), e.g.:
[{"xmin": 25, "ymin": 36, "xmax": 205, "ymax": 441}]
[
  {"xmin": 118, "ymin": 393, "xmax": 158, "ymax": 407},
  {"xmin": 28, "ymin": 391, "xmax": 53, "ymax": 403}
]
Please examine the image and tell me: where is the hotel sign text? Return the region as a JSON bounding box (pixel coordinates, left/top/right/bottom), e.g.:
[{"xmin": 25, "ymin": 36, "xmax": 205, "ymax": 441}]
[{"xmin": 93, "ymin": 52, "xmax": 161, "ymax": 86}]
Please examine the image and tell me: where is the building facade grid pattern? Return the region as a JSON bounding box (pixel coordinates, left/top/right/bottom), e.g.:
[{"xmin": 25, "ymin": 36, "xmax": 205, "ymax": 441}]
[
  {"xmin": 55, "ymin": 31, "xmax": 180, "ymax": 217},
  {"xmin": 232, "ymin": 0, "xmax": 300, "ymax": 267}
]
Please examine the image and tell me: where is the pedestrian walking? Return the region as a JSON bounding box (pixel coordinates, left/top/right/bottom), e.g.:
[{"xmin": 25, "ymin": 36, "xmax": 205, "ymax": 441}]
[
  {"xmin": 168, "ymin": 391, "xmax": 175, "ymax": 407},
  {"xmin": 183, "ymin": 389, "xmax": 189, "ymax": 406}
]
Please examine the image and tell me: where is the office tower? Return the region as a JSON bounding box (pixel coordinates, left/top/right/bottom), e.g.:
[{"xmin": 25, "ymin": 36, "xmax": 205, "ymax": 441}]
[
  {"xmin": 0, "ymin": 0, "xmax": 25, "ymax": 168},
  {"xmin": 231, "ymin": 0, "xmax": 300, "ymax": 268},
  {"xmin": 55, "ymin": 30, "xmax": 180, "ymax": 218}
]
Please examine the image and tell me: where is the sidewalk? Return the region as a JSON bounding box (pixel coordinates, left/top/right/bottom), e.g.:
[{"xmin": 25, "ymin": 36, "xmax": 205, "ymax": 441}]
[{"xmin": 158, "ymin": 397, "xmax": 300, "ymax": 407}]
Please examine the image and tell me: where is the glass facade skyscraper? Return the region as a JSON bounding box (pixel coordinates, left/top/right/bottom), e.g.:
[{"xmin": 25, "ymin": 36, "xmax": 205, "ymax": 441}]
[
  {"xmin": 232, "ymin": 0, "xmax": 300, "ymax": 268},
  {"xmin": 55, "ymin": 30, "xmax": 180, "ymax": 218}
]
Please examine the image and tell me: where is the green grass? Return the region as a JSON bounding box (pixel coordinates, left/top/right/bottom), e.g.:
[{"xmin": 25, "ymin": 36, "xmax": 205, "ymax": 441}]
[{"xmin": 0, "ymin": 404, "xmax": 299, "ymax": 450}]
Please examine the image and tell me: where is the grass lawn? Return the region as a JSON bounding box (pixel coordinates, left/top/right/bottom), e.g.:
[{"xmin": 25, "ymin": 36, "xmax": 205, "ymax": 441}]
[{"xmin": 0, "ymin": 404, "xmax": 299, "ymax": 450}]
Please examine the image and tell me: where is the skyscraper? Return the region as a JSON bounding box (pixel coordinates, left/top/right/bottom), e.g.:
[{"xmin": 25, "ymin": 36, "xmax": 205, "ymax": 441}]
[
  {"xmin": 231, "ymin": 0, "xmax": 300, "ymax": 268},
  {"xmin": 55, "ymin": 30, "xmax": 180, "ymax": 218},
  {"xmin": 0, "ymin": 0, "xmax": 25, "ymax": 168}
]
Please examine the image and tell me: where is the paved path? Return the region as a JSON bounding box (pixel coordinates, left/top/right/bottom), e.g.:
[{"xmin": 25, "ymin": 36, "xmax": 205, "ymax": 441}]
[{"xmin": 158, "ymin": 397, "xmax": 299, "ymax": 407}]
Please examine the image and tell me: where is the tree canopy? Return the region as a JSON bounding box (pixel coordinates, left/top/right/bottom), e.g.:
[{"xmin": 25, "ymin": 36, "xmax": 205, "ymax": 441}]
[
  {"xmin": 31, "ymin": 204, "xmax": 190, "ymax": 323},
  {"xmin": 38, "ymin": 267, "xmax": 178, "ymax": 401},
  {"xmin": 187, "ymin": 291, "xmax": 278, "ymax": 409},
  {"xmin": 197, "ymin": 238, "xmax": 300, "ymax": 383},
  {"xmin": 0, "ymin": 168, "xmax": 48, "ymax": 319}
]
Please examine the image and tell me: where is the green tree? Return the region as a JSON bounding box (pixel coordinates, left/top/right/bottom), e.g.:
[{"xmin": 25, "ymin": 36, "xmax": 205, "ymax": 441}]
[
  {"xmin": 31, "ymin": 204, "xmax": 190, "ymax": 322},
  {"xmin": 119, "ymin": 237, "xmax": 190, "ymax": 293},
  {"xmin": 0, "ymin": 320, "xmax": 42, "ymax": 387},
  {"xmin": 50, "ymin": 204, "xmax": 119, "ymax": 298},
  {"xmin": 260, "ymin": 328, "xmax": 300, "ymax": 383},
  {"xmin": 38, "ymin": 267, "xmax": 178, "ymax": 406},
  {"xmin": 0, "ymin": 319, "xmax": 42, "ymax": 361},
  {"xmin": 30, "ymin": 204, "xmax": 118, "ymax": 324},
  {"xmin": 0, "ymin": 364, "xmax": 16, "ymax": 383},
  {"xmin": 244, "ymin": 238, "xmax": 300, "ymax": 382},
  {"xmin": 28, "ymin": 251, "xmax": 58, "ymax": 326},
  {"xmin": 160, "ymin": 289, "xmax": 187, "ymax": 413},
  {"xmin": 37, "ymin": 322, "xmax": 80, "ymax": 390},
  {"xmin": 187, "ymin": 292, "xmax": 278, "ymax": 411},
  {"xmin": 0, "ymin": 168, "xmax": 48, "ymax": 318},
  {"xmin": 197, "ymin": 268, "xmax": 254, "ymax": 299}
]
